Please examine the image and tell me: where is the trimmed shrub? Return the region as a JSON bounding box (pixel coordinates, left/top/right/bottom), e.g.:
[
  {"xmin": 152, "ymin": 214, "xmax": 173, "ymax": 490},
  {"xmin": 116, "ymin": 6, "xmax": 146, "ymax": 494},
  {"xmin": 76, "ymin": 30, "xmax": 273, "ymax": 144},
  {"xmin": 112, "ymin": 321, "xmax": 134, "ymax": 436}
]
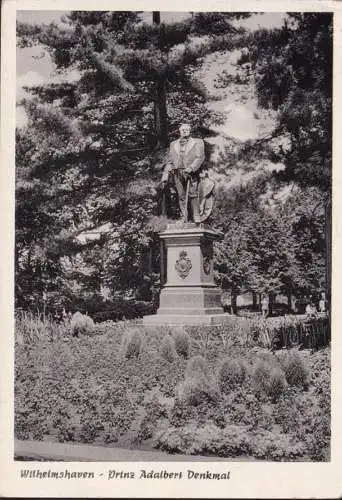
[
  {"xmin": 253, "ymin": 360, "xmax": 287, "ymax": 401},
  {"xmin": 267, "ymin": 368, "xmax": 288, "ymax": 402},
  {"xmin": 70, "ymin": 312, "xmax": 94, "ymax": 337},
  {"xmin": 185, "ymin": 355, "xmax": 209, "ymax": 378},
  {"xmin": 159, "ymin": 335, "xmax": 178, "ymax": 363},
  {"xmin": 253, "ymin": 360, "xmax": 272, "ymax": 395},
  {"xmin": 153, "ymin": 423, "xmax": 306, "ymax": 460},
  {"xmin": 218, "ymin": 358, "xmax": 247, "ymax": 393},
  {"xmin": 121, "ymin": 329, "xmax": 143, "ymax": 359},
  {"xmin": 173, "ymin": 330, "xmax": 191, "ymax": 358},
  {"xmin": 283, "ymin": 350, "xmax": 310, "ymax": 389},
  {"xmin": 176, "ymin": 374, "xmax": 218, "ymax": 406},
  {"xmin": 257, "ymin": 351, "xmax": 281, "ymax": 369}
]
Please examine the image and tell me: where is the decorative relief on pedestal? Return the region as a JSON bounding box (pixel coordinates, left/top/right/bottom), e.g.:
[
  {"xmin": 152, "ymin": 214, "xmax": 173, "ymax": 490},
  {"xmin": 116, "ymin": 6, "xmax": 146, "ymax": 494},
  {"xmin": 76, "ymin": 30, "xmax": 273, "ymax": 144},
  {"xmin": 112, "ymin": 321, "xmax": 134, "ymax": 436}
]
[
  {"xmin": 202, "ymin": 241, "xmax": 213, "ymax": 275},
  {"xmin": 203, "ymin": 256, "xmax": 212, "ymax": 275},
  {"xmin": 175, "ymin": 250, "xmax": 192, "ymax": 279}
]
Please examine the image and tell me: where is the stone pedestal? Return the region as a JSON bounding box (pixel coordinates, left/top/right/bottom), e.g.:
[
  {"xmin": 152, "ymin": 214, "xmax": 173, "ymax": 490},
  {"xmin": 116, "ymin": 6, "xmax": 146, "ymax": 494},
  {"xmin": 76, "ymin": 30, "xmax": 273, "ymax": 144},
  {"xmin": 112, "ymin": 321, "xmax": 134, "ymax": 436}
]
[{"xmin": 143, "ymin": 223, "xmax": 230, "ymax": 325}]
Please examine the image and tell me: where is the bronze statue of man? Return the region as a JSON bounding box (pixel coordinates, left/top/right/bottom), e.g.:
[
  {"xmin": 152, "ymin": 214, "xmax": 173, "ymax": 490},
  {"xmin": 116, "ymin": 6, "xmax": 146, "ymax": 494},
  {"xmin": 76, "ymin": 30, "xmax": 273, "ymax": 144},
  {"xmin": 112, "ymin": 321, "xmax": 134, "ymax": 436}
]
[{"xmin": 161, "ymin": 123, "xmax": 205, "ymax": 223}]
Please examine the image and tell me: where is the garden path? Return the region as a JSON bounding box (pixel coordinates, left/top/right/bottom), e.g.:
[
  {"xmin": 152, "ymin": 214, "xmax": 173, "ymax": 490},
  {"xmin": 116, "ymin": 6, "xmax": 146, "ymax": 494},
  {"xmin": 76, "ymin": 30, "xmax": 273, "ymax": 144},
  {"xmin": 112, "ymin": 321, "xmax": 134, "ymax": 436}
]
[{"xmin": 15, "ymin": 439, "xmax": 253, "ymax": 462}]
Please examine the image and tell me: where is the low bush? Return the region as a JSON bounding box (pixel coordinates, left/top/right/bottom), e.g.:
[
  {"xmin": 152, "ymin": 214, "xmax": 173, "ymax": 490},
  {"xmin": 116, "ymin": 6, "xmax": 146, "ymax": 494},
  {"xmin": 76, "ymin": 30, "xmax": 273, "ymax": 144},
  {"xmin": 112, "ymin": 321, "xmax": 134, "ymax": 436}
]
[
  {"xmin": 137, "ymin": 391, "xmax": 170, "ymax": 442},
  {"xmin": 174, "ymin": 330, "xmax": 191, "ymax": 358},
  {"xmin": 60, "ymin": 293, "xmax": 157, "ymax": 323},
  {"xmin": 14, "ymin": 314, "xmax": 330, "ymax": 462},
  {"xmin": 283, "ymin": 350, "xmax": 310, "ymax": 388},
  {"xmin": 70, "ymin": 312, "xmax": 94, "ymax": 337},
  {"xmin": 267, "ymin": 368, "xmax": 288, "ymax": 402},
  {"xmin": 159, "ymin": 335, "xmax": 178, "ymax": 363},
  {"xmin": 121, "ymin": 329, "xmax": 143, "ymax": 359},
  {"xmin": 92, "ymin": 299, "xmax": 157, "ymax": 323},
  {"xmin": 252, "ymin": 358, "xmax": 287, "ymax": 401},
  {"xmin": 307, "ymin": 409, "xmax": 330, "ymax": 461},
  {"xmin": 252, "ymin": 360, "xmax": 272, "ymax": 395},
  {"xmin": 257, "ymin": 351, "xmax": 281, "ymax": 369},
  {"xmin": 185, "ymin": 355, "xmax": 209, "ymax": 378},
  {"xmin": 217, "ymin": 358, "xmax": 247, "ymax": 393},
  {"xmin": 153, "ymin": 423, "xmax": 306, "ymax": 460},
  {"xmin": 176, "ymin": 372, "xmax": 218, "ymax": 406}
]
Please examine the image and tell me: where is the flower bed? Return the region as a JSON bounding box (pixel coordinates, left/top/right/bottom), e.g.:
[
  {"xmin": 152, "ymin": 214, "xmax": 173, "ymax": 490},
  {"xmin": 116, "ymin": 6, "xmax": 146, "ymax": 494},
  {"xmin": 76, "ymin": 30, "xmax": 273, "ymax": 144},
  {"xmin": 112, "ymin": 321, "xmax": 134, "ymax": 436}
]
[{"xmin": 15, "ymin": 316, "xmax": 330, "ymax": 461}]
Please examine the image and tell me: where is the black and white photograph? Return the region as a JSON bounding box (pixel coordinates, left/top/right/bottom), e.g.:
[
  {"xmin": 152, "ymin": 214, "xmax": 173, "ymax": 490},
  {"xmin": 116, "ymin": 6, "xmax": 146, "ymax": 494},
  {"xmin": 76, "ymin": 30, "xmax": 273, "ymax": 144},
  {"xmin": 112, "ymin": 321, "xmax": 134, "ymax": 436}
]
[{"xmin": 1, "ymin": 1, "xmax": 341, "ymax": 497}]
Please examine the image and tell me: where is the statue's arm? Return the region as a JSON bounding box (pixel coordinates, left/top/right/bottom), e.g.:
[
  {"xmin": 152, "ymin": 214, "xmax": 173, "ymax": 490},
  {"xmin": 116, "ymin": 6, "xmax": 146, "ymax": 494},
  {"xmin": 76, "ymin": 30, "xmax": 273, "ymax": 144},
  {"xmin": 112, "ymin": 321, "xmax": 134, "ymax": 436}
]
[{"xmin": 187, "ymin": 139, "xmax": 205, "ymax": 173}]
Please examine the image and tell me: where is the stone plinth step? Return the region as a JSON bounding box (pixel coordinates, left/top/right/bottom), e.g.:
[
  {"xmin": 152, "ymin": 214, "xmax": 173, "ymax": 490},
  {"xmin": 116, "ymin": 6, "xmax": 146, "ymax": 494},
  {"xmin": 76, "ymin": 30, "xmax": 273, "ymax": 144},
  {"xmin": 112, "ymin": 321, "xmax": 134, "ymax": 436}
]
[{"xmin": 142, "ymin": 313, "xmax": 231, "ymax": 326}]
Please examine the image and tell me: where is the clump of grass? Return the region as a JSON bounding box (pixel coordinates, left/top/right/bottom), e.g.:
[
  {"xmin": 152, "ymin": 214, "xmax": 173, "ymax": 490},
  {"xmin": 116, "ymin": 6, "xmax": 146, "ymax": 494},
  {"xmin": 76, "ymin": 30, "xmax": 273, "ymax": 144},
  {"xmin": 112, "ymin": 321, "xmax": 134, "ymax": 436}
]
[
  {"xmin": 283, "ymin": 350, "xmax": 310, "ymax": 389},
  {"xmin": 173, "ymin": 329, "xmax": 191, "ymax": 358},
  {"xmin": 159, "ymin": 335, "xmax": 178, "ymax": 363},
  {"xmin": 253, "ymin": 359, "xmax": 287, "ymax": 401},
  {"xmin": 70, "ymin": 311, "xmax": 94, "ymax": 337},
  {"xmin": 185, "ymin": 355, "xmax": 209, "ymax": 378},
  {"xmin": 217, "ymin": 358, "xmax": 247, "ymax": 393},
  {"xmin": 267, "ymin": 368, "xmax": 288, "ymax": 402},
  {"xmin": 176, "ymin": 372, "xmax": 218, "ymax": 406},
  {"xmin": 121, "ymin": 328, "xmax": 143, "ymax": 359},
  {"xmin": 257, "ymin": 351, "xmax": 281, "ymax": 369},
  {"xmin": 16, "ymin": 311, "xmax": 46, "ymax": 344},
  {"xmin": 253, "ymin": 360, "xmax": 273, "ymax": 395},
  {"xmin": 176, "ymin": 352, "xmax": 217, "ymax": 406},
  {"xmin": 15, "ymin": 310, "xmax": 68, "ymax": 343}
]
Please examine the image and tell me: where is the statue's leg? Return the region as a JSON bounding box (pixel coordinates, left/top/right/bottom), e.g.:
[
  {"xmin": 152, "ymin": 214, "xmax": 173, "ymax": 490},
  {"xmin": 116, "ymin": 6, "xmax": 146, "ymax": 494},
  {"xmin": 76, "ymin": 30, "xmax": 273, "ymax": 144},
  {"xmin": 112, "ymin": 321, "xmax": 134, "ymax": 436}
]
[{"xmin": 174, "ymin": 172, "xmax": 186, "ymax": 218}]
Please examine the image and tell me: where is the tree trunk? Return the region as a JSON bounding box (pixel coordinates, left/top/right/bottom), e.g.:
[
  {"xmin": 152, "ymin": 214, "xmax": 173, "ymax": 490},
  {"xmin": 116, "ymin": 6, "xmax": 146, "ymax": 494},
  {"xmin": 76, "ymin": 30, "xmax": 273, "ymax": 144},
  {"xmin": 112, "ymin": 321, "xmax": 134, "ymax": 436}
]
[
  {"xmin": 252, "ymin": 291, "xmax": 257, "ymax": 309},
  {"xmin": 160, "ymin": 240, "xmax": 166, "ymax": 286},
  {"xmin": 154, "ymin": 79, "xmax": 169, "ymax": 147},
  {"xmin": 231, "ymin": 292, "xmax": 237, "ymax": 315},
  {"xmin": 268, "ymin": 292, "xmax": 274, "ymax": 316},
  {"xmin": 153, "ymin": 11, "xmax": 169, "ymax": 147},
  {"xmin": 152, "ymin": 11, "xmax": 160, "ymax": 23},
  {"xmin": 325, "ymin": 199, "xmax": 331, "ymax": 300},
  {"xmin": 148, "ymin": 245, "xmax": 153, "ymax": 275},
  {"xmin": 287, "ymin": 289, "xmax": 292, "ymax": 312}
]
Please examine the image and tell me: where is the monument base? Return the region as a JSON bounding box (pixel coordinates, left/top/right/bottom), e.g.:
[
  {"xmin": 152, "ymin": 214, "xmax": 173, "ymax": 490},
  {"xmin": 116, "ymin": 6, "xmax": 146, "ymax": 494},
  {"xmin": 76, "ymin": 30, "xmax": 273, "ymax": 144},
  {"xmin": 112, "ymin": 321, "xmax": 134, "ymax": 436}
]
[
  {"xmin": 142, "ymin": 312, "xmax": 231, "ymax": 326},
  {"xmin": 158, "ymin": 285, "xmax": 224, "ymax": 316},
  {"xmin": 142, "ymin": 223, "xmax": 228, "ymax": 327}
]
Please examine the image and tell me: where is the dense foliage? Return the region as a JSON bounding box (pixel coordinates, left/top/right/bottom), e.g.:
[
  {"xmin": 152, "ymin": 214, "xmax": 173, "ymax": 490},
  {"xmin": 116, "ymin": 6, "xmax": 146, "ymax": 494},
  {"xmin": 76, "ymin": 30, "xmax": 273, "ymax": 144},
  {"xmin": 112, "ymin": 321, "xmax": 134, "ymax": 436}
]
[
  {"xmin": 16, "ymin": 11, "xmax": 247, "ymax": 310},
  {"xmin": 213, "ymin": 12, "xmax": 331, "ymax": 302},
  {"xmin": 15, "ymin": 317, "xmax": 330, "ymax": 461},
  {"xmin": 16, "ymin": 11, "xmax": 331, "ymax": 313}
]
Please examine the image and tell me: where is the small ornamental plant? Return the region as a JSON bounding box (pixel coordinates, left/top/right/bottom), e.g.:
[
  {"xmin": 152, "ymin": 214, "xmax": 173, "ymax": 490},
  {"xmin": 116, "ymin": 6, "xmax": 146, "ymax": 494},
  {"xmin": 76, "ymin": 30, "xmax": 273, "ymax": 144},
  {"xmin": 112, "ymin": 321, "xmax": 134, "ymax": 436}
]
[
  {"xmin": 185, "ymin": 355, "xmax": 209, "ymax": 378},
  {"xmin": 253, "ymin": 360, "xmax": 273, "ymax": 395},
  {"xmin": 217, "ymin": 358, "xmax": 247, "ymax": 393},
  {"xmin": 121, "ymin": 328, "xmax": 143, "ymax": 359},
  {"xmin": 267, "ymin": 368, "xmax": 288, "ymax": 402},
  {"xmin": 176, "ymin": 372, "xmax": 218, "ymax": 407},
  {"xmin": 176, "ymin": 353, "xmax": 217, "ymax": 406},
  {"xmin": 283, "ymin": 350, "xmax": 310, "ymax": 389},
  {"xmin": 173, "ymin": 329, "xmax": 191, "ymax": 358},
  {"xmin": 253, "ymin": 359, "xmax": 287, "ymax": 401},
  {"xmin": 70, "ymin": 311, "xmax": 95, "ymax": 337},
  {"xmin": 160, "ymin": 335, "xmax": 178, "ymax": 363}
]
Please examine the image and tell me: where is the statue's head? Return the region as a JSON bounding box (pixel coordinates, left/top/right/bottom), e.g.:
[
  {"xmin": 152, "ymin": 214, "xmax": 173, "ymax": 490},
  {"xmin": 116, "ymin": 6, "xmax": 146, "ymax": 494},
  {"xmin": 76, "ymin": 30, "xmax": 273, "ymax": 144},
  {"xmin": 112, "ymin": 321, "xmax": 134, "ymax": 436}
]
[{"xmin": 179, "ymin": 123, "xmax": 191, "ymax": 138}]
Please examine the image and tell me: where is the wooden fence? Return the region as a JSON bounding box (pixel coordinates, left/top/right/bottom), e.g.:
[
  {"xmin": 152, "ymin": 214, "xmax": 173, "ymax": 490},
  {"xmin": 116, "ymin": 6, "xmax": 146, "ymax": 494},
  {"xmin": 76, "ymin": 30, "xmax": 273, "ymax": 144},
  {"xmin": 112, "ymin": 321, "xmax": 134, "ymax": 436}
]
[{"xmin": 271, "ymin": 318, "xmax": 330, "ymax": 350}]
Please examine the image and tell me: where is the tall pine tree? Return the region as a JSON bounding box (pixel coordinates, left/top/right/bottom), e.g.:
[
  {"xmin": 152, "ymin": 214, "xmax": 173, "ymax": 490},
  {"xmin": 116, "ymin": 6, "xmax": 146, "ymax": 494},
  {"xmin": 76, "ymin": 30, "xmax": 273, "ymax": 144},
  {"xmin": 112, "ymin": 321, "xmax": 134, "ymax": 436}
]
[{"xmin": 16, "ymin": 11, "xmax": 251, "ymax": 309}]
